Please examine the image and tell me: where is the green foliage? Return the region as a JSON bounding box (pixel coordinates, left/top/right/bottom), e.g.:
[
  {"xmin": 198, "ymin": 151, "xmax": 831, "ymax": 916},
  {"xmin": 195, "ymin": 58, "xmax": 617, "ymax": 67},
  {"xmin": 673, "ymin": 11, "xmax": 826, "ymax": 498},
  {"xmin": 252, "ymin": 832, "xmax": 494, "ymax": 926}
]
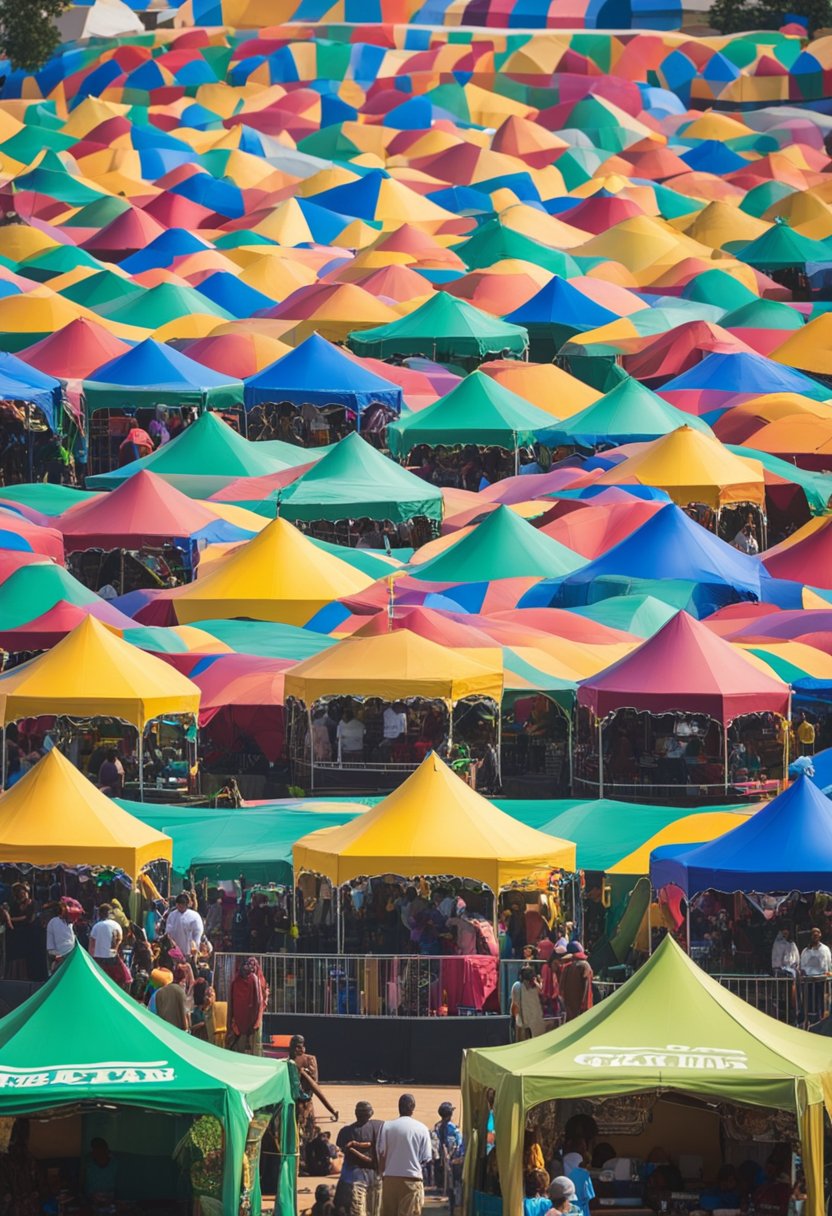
[
  {"xmin": 710, "ymin": 0, "xmax": 830, "ymax": 34},
  {"xmin": 0, "ymin": 0, "xmax": 71, "ymax": 73}
]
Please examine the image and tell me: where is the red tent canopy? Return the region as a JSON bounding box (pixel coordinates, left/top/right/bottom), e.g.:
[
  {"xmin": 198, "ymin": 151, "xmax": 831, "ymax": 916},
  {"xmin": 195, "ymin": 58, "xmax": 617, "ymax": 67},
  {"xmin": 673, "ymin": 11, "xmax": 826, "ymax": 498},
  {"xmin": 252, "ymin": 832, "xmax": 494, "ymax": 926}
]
[
  {"xmin": 353, "ymin": 604, "xmax": 497, "ymax": 647},
  {"xmin": 0, "ymin": 507, "xmax": 64, "ymax": 563},
  {"xmin": 19, "ymin": 318, "xmax": 132, "ymax": 380},
  {"xmin": 56, "ymin": 469, "xmax": 230, "ymax": 552},
  {"xmin": 191, "ymin": 654, "xmax": 290, "ymax": 762},
  {"xmin": 577, "ymin": 610, "xmax": 790, "ymax": 722},
  {"xmin": 763, "ymin": 519, "xmax": 832, "ymax": 589}
]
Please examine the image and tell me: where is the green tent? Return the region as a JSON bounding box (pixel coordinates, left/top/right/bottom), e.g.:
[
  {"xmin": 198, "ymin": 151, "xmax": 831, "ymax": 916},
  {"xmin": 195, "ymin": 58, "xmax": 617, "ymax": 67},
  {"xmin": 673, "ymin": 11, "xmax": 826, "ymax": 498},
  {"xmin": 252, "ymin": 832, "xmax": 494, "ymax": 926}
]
[
  {"xmin": 682, "ymin": 268, "xmax": 758, "ymax": 310},
  {"xmin": 99, "ymin": 282, "xmax": 233, "ymax": 327},
  {"xmin": 17, "ymin": 245, "xmax": 105, "ymax": 284},
  {"xmin": 167, "ymin": 619, "xmax": 338, "ymax": 660},
  {"xmin": 720, "ymin": 297, "xmax": 806, "ymax": 332},
  {"xmin": 347, "ymin": 292, "xmax": 528, "ymax": 366},
  {"xmin": 86, "ymin": 411, "xmax": 289, "ymax": 497},
  {"xmin": 61, "ymin": 270, "xmax": 146, "ymax": 312},
  {"xmin": 730, "ymin": 221, "xmax": 832, "ymax": 271},
  {"xmin": 0, "ymin": 944, "xmax": 296, "ymax": 1216},
  {"xmin": 453, "ymin": 222, "xmax": 581, "ymax": 277},
  {"xmin": 739, "ymin": 180, "xmax": 797, "ymax": 219},
  {"xmin": 61, "ymin": 196, "xmax": 132, "ymax": 229},
  {"xmin": 278, "ymin": 432, "xmax": 442, "ymax": 525},
  {"xmin": 0, "ymin": 563, "xmax": 105, "ymax": 629},
  {"xmin": 726, "ymin": 444, "xmax": 832, "ymax": 516},
  {"xmin": 386, "ymin": 369, "xmax": 554, "ymax": 459},
  {"xmin": 540, "ymin": 377, "xmax": 714, "ymax": 449},
  {"xmin": 462, "ymin": 935, "xmax": 832, "ymax": 1216},
  {"xmin": 0, "ymin": 482, "xmax": 97, "ymax": 515},
  {"xmin": 409, "ymin": 504, "xmax": 582, "ymax": 583},
  {"xmin": 570, "ymin": 594, "xmax": 679, "ymax": 638}
]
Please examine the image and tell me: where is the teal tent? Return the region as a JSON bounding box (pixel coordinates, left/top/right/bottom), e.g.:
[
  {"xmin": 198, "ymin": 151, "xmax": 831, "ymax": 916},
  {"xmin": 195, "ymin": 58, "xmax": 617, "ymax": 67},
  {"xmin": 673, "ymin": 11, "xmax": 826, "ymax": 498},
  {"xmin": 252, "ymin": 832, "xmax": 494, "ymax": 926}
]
[{"xmin": 348, "ymin": 292, "xmax": 528, "ymax": 366}]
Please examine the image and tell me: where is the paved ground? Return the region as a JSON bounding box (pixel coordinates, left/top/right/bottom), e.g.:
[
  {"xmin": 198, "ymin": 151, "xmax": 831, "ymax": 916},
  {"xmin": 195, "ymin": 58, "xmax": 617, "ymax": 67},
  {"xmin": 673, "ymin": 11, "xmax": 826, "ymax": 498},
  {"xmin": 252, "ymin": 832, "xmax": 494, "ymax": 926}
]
[{"xmin": 280, "ymin": 1084, "xmax": 461, "ymax": 1214}]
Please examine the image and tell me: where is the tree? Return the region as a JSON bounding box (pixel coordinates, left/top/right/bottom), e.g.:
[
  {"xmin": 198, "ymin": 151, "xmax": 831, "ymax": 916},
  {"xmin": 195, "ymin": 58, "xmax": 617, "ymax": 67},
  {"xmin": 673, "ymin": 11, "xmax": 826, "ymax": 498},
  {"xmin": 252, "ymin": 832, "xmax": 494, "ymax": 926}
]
[
  {"xmin": 0, "ymin": 0, "xmax": 71, "ymax": 73},
  {"xmin": 710, "ymin": 0, "xmax": 830, "ymax": 33}
]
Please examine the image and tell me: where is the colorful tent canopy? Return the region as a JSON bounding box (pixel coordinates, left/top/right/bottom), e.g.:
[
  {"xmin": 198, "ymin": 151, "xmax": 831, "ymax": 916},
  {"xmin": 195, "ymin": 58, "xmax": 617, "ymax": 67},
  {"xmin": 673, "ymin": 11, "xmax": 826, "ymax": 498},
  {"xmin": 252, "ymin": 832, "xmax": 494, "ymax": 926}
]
[
  {"xmin": 462, "ymin": 935, "xmax": 832, "ymax": 1216},
  {"xmin": 651, "ymin": 775, "xmax": 832, "ymax": 895},
  {"xmin": 0, "ymin": 944, "xmax": 295, "ymax": 1216},
  {"xmin": 578, "ymin": 610, "xmax": 790, "ymax": 722},
  {"xmin": 0, "ymin": 616, "xmax": 200, "ymax": 728},
  {"xmin": 0, "ymin": 748, "xmax": 171, "ymax": 875},
  {"xmin": 293, "ymin": 751, "xmax": 574, "ymax": 889},
  {"xmin": 348, "ymin": 292, "xmax": 528, "ymax": 365},
  {"xmin": 57, "ymin": 470, "xmax": 250, "ymax": 551},
  {"xmin": 0, "ymin": 350, "xmax": 62, "ymax": 430},
  {"xmin": 540, "ymin": 378, "xmax": 714, "ymax": 449},
  {"xmin": 277, "ymin": 432, "xmax": 442, "ymax": 525},
  {"xmin": 410, "ymin": 504, "xmax": 582, "ymax": 583},
  {"xmin": 83, "ymin": 339, "xmax": 243, "ymax": 414},
  {"xmin": 387, "ymin": 370, "xmax": 557, "ymax": 458},
  {"xmin": 284, "ymin": 629, "xmax": 503, "ymax": 704},
  {"xmin": 244, "ymin": 333, "xmax": 403, "ymax": 415}
]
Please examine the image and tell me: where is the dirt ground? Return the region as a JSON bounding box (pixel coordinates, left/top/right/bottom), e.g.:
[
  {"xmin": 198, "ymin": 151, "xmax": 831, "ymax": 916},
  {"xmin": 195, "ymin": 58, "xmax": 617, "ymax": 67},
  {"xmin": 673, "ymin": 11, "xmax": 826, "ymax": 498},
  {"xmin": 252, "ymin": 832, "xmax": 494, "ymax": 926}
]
[{"xmin": 270, "ymin": 1083, "xmax": 462, "ymax": 1214}]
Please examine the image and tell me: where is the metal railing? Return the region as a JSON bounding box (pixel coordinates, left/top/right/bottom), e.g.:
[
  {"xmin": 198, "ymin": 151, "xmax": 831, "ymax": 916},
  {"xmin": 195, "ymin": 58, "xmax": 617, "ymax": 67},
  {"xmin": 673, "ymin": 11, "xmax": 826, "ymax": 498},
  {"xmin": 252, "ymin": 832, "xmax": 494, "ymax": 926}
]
[{"xmin": 215, "ymin": 953, "xmax": 832, "ymax": 1026}]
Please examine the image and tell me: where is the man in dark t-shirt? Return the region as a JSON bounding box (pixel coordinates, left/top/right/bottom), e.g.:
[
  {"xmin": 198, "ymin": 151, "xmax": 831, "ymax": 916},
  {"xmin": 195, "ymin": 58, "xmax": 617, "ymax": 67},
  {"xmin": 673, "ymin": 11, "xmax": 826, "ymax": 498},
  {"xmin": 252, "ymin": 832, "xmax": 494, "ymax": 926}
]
[{"xmin": 335, "ymin": 1101, "xmax": 383, "ymax": 1216}]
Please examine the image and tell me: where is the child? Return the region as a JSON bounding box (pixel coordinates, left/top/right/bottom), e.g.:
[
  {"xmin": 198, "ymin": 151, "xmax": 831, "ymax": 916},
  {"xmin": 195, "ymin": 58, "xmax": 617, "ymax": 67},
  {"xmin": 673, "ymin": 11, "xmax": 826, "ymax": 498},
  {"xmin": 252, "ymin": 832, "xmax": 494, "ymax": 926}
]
[{"xmin": 310, "ymin": 1183, "xmax": 335, "ymax": 1216}]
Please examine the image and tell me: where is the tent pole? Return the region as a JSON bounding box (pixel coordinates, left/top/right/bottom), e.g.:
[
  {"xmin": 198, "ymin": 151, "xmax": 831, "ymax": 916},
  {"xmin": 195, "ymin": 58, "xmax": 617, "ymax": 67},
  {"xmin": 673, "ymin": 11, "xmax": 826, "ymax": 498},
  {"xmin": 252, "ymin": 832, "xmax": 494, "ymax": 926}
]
[
  {"xmin": 447, "ymin": 700, "xmax": 454, "ymax": 755},
  {"xmin": 1, "ymin": 724, "xmax": 5, "ymax": 790},
  {"xmin": 597, "ymin": 720, "xmax": 604, "ymax": 798},
  {"xmin": 513, "ymin": 432, "xmax": 519, "ymax": 477},
  {"xmin": 723, "ymin": 722, "xmax": 729, "ymax": 796},
  {"xmin": 686, "ymin": 899, "xmax": 691, "ymax": 956},
  {"xmin": 138, "ymin": 728, "xmax": 144, "ymax": 801},
  {"xmin": 496, "ymin": 702, "xmax": 502, "ymax": 791},
  {"xmin": 785, "ymin": 695, "xmax": 792, "ymax": 788},
  {"xmin": 335, "ymin": 883, "xmax": 342, "ymax": 953},
  {"xmin": 647, "ymin": 893, "xmax": 652, "ymax": 957},
  {"xmin": 566, "ymin": 708, "xmax": 573, "ymax": 793},
  {"xmin": 307, "ymin": 703, "xmax": 315, "ymax": 792}
]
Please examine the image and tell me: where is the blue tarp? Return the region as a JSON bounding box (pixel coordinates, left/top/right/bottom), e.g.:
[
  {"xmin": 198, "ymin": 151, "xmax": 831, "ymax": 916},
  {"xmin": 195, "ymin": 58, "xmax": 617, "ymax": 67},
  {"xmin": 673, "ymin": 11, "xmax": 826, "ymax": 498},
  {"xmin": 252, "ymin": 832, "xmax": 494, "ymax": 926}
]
[
  {"xmin": 244, "ymin": 333, "xmax": 403, "ymax": 414},
  {"xmin": 660, "ymin": 351, "xmax": 830, "ymax": 401},
  {"xmin": 504, "ymin": 275, "xmax": 619, "ymax": 330},
  {"xmin": 650, "ymin": 776, "xmax": 832, "ymax": 895},
  {"xmin": 520, "ymin": 503, "xmax": 762, "ymax": 613},
  {"xmin": 0, "ymin": 351, "xmax": 62, "ymax": 431}
]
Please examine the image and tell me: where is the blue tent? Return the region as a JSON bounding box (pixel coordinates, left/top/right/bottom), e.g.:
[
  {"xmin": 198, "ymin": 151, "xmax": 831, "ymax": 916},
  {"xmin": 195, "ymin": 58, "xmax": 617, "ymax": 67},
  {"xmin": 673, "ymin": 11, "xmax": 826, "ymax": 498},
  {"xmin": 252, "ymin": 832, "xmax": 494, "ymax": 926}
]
[
  {"xmin": 0, "ymin": 352, "xmax": 62, "ymax": 431},
  {"xmin": 193, "ymin": 271, "xmax": 276, "ymax": 317},
  {"xmin": 82, "ymin": 339, "xmax": 243, "ymax": 413},
  {"xmin": 505, "ymin": 275, "xmax": 619, "ymax": 331},
  {"xmin": 660, "ymin": 351, "xmax": 830, "ymax": 402},
  {"xmin": 520, "ymin": 503, "xmax": 762, "ymax": 613},
  {"xmin": 120, "ymin": 229, "xmax": 214, "ymax": 274},
  {"xmin": 243, "ymin": 333, "xmax": 403, "ymax": 417},
  {"xmin": 650, "ymin": 776, "xmax": 832, "ymax": 895},
  {"xmin": 309, "ymin": 169, "xmax": 392, "ymax": 221}
]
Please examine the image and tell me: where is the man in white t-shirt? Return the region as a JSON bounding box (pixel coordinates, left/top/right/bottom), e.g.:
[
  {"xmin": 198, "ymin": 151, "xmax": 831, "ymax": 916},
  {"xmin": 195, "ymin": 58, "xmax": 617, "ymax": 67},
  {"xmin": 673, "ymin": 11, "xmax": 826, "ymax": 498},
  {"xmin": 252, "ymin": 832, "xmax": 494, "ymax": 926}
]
[
  {"xmin": 337, "ymin": 709, "xmax": 366, "ymax": 760},
  {"xmin": 89, "ymin": 904, "xmax": 122, "ymax": 960},
  {"xmin": 380, "ymin": 702, "xmax": 408, "ymax": 758},
  {"xmin": 378, "ymin": 1093, "xmax": 432, "ymax": 1216},
  {"xmin": 165, "ymin": 893, "xmax": 204, "ymax": 959},
  {"xmin": 800, "ymin": 926, "xmax": 832, "ymax": 1023},
  {"xmin": 46, "ymin": 901, "xmax": 76, "ymax": 970}
]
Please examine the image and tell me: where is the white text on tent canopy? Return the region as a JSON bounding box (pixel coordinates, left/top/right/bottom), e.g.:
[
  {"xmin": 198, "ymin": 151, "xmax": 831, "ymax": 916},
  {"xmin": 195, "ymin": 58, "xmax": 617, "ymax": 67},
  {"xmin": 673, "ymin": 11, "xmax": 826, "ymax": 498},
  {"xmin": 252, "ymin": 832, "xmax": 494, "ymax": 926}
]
[
  {"xmin": 573, "ymin": 1045, "xmax": 749, "ymax": 1070},
  {"xmin": 0, "ymin": 1061, "xmax": 176, "ymax": 1088}
]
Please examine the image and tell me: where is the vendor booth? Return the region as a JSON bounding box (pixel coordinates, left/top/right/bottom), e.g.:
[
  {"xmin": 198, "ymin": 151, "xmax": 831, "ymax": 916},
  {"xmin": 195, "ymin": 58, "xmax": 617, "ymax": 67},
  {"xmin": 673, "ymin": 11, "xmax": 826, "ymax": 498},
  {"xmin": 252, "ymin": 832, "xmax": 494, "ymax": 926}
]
[
  {"xmin": 462, "ymin": 934, "xmax": 832, "ymax": 1216},
  {"xmin": 284, "ymin": 628, "xmax": 504, "ymax": 792},
  {"xmin": 650, "ymin": 775, "xmax": 832, "ymax": 991},
  {"xmin": 0, "ymin": 944, "xmax": 296, "ymax": 1215},
  {"xmin": 0, "ymin": 616, "xmax": 201, "ymax": 799},
  {"xmin": 575, "ymin": 612, "xmax": 790, "ymax": 802},
  {"xmin": 293, "ymin": 752, "xmax": 576, "ymax": 1002}
]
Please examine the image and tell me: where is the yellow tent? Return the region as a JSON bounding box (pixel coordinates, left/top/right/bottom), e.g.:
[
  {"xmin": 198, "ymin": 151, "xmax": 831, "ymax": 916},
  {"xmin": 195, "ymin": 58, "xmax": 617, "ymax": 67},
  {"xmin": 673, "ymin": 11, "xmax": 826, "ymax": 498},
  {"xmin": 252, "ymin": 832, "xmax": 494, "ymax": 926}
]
[
  {"xmin": 598, "ymin": 426, "xmax": 766, "ymax": 508},
  {"xmin": 284, "ymin": 629, "xmax": 504, "ymax": 704},
  {"xmin": 0, "ymin": 616, "xmax": 200, "ymax": 729},
  {"xmin": 772, "ymin": 313, "xmax": 832, "ymax": 375},
  {"xmin": 293, "ymin": 751, "xmax": 575, "ymax": 889},
  {"xmin": 480, "ymin": 361, "xmax": 601, "ymax": 419},
  {"xmin": 171, "ymin": 517, "xmax": 374, "ymax": 627},
  {"xmin": 0, "ymin": 748, "xmax": 171, "ymax": 876}
]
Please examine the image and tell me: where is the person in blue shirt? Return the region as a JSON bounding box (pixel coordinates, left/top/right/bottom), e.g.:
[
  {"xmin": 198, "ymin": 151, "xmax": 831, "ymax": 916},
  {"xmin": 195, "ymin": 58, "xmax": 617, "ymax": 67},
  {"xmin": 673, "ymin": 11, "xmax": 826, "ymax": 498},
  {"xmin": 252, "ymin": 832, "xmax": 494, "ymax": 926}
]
[
  {"xmin": 432, "ymin": 1102, "xmax": 465, "ymax": 1214},
  {"xmin": 563, "ymin": 1147, "xmax": 596, "ymax": 1216},
  {"xmin": 524, "ymin": 1168, "xmax": 552, "ymax": 1216},
  {"xmin": 700, "ymin": 1165, "xmax": 741, "ymax": 1212},
  {"xmin": 84, "ymin": 1137, "xmax": 118, "ymax": 1204}
]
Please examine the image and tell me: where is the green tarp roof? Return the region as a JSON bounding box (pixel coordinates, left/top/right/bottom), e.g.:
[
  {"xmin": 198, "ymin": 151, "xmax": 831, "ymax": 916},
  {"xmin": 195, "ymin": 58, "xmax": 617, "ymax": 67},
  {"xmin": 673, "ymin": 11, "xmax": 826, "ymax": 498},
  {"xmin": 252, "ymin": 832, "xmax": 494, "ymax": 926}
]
[
  {"xmin": 732, "ymin": 222, "xmax": 832, "ymax": 271},
  {"xmin": 570, "ymin": 594, "xmax": 679, "ymax": 637},
  {"xmin": 0, "ymin": 944, "xmax": 296, "ymax": 1215},
  {"xmin": 86, "ymin": 411, "xmax": 288, "ymax": 497},
  {"xmin": 409, "ymin": 503, "xmax": 582, "ymax": 582},
  {"xmin": 387, "ymin": 368, "xmax": 554, "ymax": 458},
  {"xmin": 540, "ymin": 377, "xmax": 714, "ymax": 448},
  {"xmin": 0, "ymin": 483, "xmax": 96, "ymax": 515},
  {"xmin": 454, "ymin": 221, "xmax": 581, "ymax": 276},
  {"xmin": 347, "ymin": 291, "xmax": 528, "ymax": 363},
  {"xmin": 0, "ymin": 562, "xmax": 103, "ymax": 628},
  {"xmin": 276, "ymin": 432, "xmax": 441, "ymax": 524}
]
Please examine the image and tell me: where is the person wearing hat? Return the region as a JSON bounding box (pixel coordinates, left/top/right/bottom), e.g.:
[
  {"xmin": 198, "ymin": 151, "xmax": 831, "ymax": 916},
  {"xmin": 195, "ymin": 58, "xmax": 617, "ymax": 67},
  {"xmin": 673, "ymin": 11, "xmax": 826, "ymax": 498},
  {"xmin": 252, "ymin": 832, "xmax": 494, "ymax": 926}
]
[
  {"xmin": 335, "ymin": 1101, "xmax": 384, "ymax": 1216},
  {"xmin": 560, "ymin": 942, "xmax": 593, "ymax": 1022},
  {"xmin": 432, "ymin": 1103, "xmax": 464, "ymax": 1215},
  {"xmin": 549, "ymin": 1176, "xmax": 581, "ymax": 1216}
]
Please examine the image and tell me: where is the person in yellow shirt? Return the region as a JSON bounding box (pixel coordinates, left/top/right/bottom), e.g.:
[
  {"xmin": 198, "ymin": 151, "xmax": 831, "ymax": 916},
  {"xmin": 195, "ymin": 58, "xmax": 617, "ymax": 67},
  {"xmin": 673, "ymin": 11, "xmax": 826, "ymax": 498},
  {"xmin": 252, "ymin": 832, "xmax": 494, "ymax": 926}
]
[{"xmin": 797, "ymin": 713, "xmax": 816, "ymax": 756}]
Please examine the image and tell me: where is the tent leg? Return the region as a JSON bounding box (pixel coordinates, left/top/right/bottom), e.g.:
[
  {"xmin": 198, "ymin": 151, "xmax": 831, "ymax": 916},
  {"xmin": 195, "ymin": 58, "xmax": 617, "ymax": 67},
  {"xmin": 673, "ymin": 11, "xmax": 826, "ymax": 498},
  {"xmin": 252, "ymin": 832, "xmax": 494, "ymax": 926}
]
[
  {"xmin": 785, "ymin": 695, "xmax": 792, "ymax": 788},
  {"xmin": 567, "ymin": 710, "xmax": 573, "ymax": 793},
  {"xmin": 307, "ymin": 704, "xmax": 315, "ymax": 792},
  {"xmin": 496, "ymin": 706, "xmax": 502, "ymax": 791},
  {"xmin": 335, "ymin": 884, "xmax": 342, "ymax": 953},
  {"xmin": 138, "ymin": 729, "xmax": 144, "ymax": 801},
  {"xmin": 723, "ymin": 723, "xmax": 729, "ymax": 796},
  {"xmin": 1, "ymin": 724, "xmax": 5, "ymax": 790},
  {"xmin": 598, "ymin": 721, "xmax": 604, "ymax": 799},
  {"xmin": 686, "ymin": 900, "xmax": 691, "ymax": 956},
  {"xmin": 647, "ymin": 893, "xmax": 652, "ymax": 957}
]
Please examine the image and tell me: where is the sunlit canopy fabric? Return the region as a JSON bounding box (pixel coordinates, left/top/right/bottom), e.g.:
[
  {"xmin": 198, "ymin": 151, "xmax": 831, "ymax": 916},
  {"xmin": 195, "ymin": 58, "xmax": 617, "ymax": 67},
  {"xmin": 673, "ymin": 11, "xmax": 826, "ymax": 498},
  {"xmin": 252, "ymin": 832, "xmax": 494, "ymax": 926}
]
[
  {"xmin": 83, "ymin": 339, "xmax": 243, "ymax": 414},
  {"xmin": 87, "ymin": 411, "xmax": 289, "ymax": 498},
  {"xmin": 278, "ymin": 432, "xmax": 442, "ymax": 525},
  {"xmin": 57, "ymin": 470, "xmax": 250, "ymax": 551},
  {"xmin": 540, "ymin": 378, "xmax": 714, "ymax": 449},
  {"xmin": 387, "ymin": 370, "xmax": 556, "ymax": 458},
  {"xmin": 285, "ymin": 629, "xmax": 503, "ymax": 704},
  {"xmin": 597, "ymin": 426, "xmax": 766, "ymax": 508},
  {"xmin": 0, "ymin": 616, "xmax": 200, "ymax": 728},
  {"xmin": 244, "ymin": 333, "xmax": 403, "ymax": 414},
  {"xmin": 651, "ymin": 775, "xmax": 832, "ymax": 895},
  {"xmin": 0, "ymin": 350, "xmax": 62, "ymax": 431},
  {"xmin": 167, "ymin": 517, "xmax": 374, "ymax": 627},
  {"xmin": 0, "ymin": 748, "xmax": 171, "ymax": 875},
  {"xmin": 410, "ymin": 504, "xmax": 582, "ymax": 583},
  {"xmin": 462, "ymin": 935, "xmax": 832, "ymax": 1216},
  {"xmin": 578, "ymin": 610, "xmax": 790, "ymax": 722},
  {"xmin": 293, "ymin": 751, "xmax": 574, "ymax": 889},
  {"xmin": 0, "ymin": 945, "xmax": 295, "ymax": 1216},
  {"xmin": 348, "ymin": 292, "xmax": 528, "ymax": 364}
]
